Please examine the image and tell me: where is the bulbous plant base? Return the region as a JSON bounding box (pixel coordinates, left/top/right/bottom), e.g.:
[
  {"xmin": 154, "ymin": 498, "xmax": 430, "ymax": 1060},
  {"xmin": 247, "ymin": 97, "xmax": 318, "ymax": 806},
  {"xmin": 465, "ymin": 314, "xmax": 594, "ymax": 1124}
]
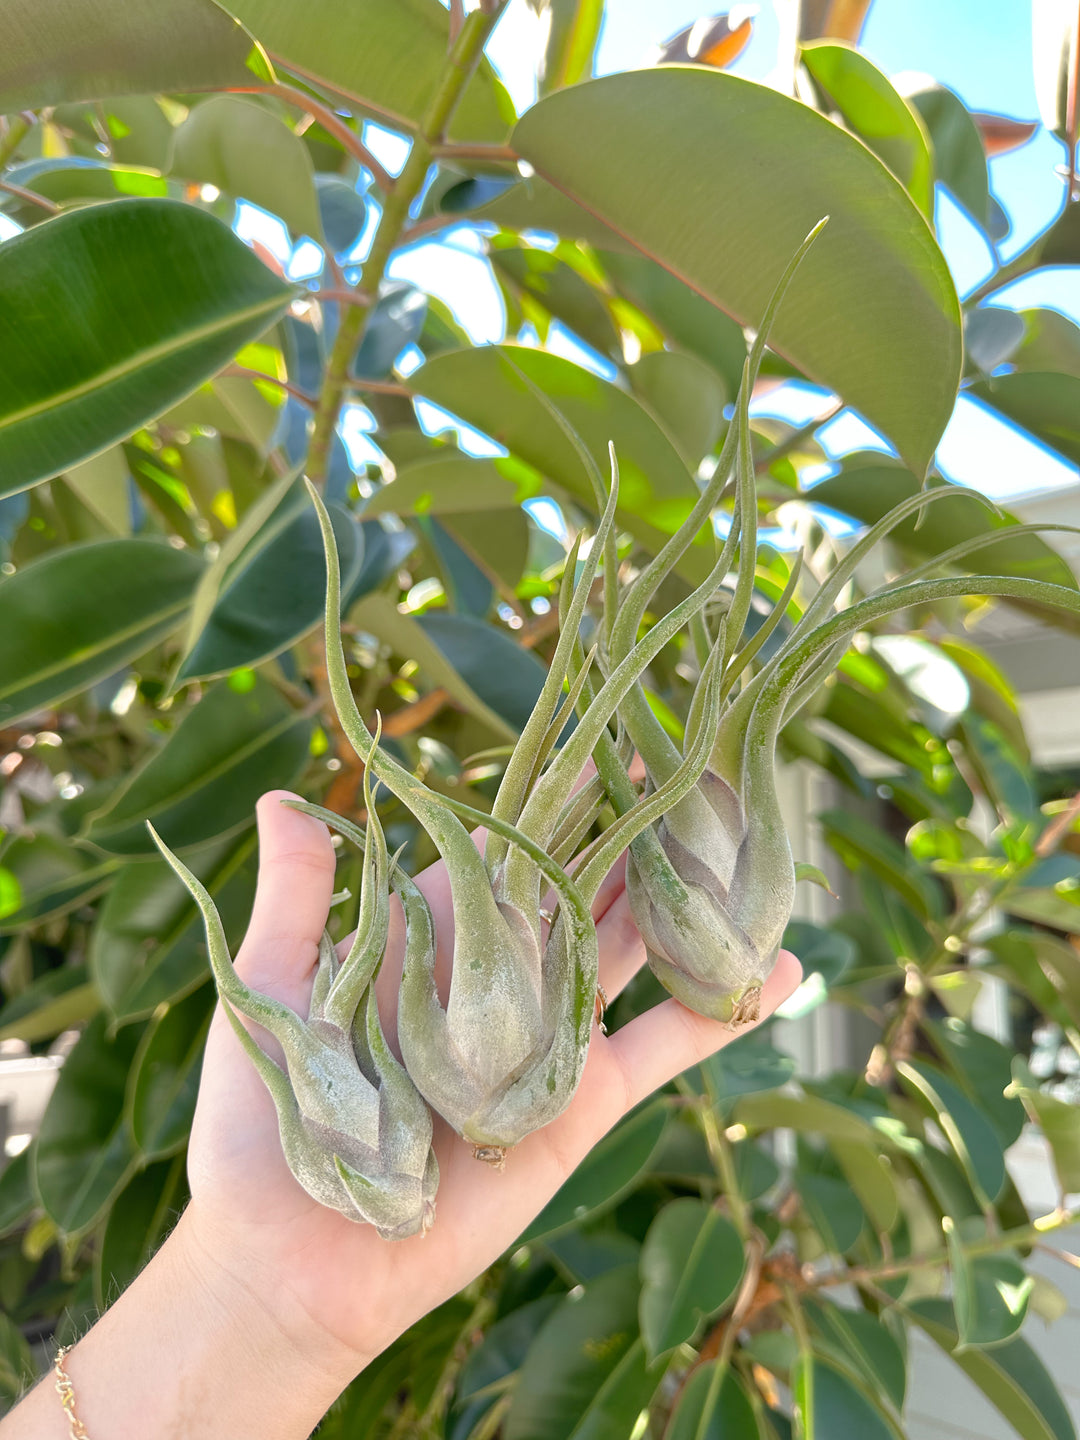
[
  {"xmin": 645, "ymin": 943, "xmax": 770, "ymax": 1027},
  {"xmin": 473, "ymin": 1144, "xmax": 509, "ymax": 1168}
]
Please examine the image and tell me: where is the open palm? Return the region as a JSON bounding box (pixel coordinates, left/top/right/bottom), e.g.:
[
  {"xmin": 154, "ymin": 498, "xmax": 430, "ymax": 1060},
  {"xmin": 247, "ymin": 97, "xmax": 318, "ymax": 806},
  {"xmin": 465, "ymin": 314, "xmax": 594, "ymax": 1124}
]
[{"xmin": 184, "ymin": 789, "xmax": 802, "ymax": 1370}]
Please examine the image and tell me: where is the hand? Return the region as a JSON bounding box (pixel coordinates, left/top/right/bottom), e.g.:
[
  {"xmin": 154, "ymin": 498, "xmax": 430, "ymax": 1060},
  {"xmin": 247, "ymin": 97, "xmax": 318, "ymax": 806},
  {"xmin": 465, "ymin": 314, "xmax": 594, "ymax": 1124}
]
[{"xmin": 182, "ymin": 789, "xmax": 802, "ymax": 1381}]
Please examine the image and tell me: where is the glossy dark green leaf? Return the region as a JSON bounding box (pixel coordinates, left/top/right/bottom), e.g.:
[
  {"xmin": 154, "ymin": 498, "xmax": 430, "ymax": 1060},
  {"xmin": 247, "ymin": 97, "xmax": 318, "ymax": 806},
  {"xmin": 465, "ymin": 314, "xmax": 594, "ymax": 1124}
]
[
  {"xmin": 0, "ymin": 158, "xmax": 172, "ymax": 229},
  {"xmin": 128, "ymin": 986, "xmax": 214, "ymax": 1159},
  {"xmin": 85, "ymin": 676, "xmax": 311, "ymax": 855},
  {"xmin": 0, "ymin": 200, "xmax": 295, "ymax": 496},
  {"xmin": 417, "ymin": 613, "xmax": 548, "ymax": 734},
  {"xmin": 226, "ymin": 0, "xmax": 514, "ymax": 145},
  {"xmin": 973, "ymin": 372, "xmax": 1080, "ymax": 466},
  {"xmin": 782, "ymin": 921, "xmax": 855, "ymax": 987},
  {"xmin": 946, "ymin": 1221, "xmax": 1033, "ymax": 1349},
  {"xmin": 628, "ymin": 350, "xmax": 726, "ymax": 466},
  {"xmin": 505, "ymin": 1266, "xmax": 658, "ymax": 1440},
  {"xmin": 92, "ymin": 835, "xmax": 257, "ymax": 1024},
  {"xmin": 1007, "ymin": 1059, "xmax": 1080, "ymax": 1195},
  {"xmin": 805, "ymin": 1300, "xmax": 906, "ymax": 1411},
  {"xmin": 0, "ymin": 966, "xmax": 99, "ymax": 1044},
  {"xmin": 350, "ymin": 592, "xmax": 518, "ymax": 741},
  {"xmin": 908, "ymin": 82, "xmax": 990, "ymax": 224},
  {"xmin": 802, "ymin": 42, "xmax": 934, "ymax": 215},
  {"xmin": 513, "ymin": 68, "xmax": 961, "ymax": 475},
  {"xmin": 450, "ymin": 1297, "xmax": 561, "ymax": 1440},
  {"xmin": 0, "ymin": 539, "xmax": 202, "ymax": 725},
  {"xmin": 316, "ymin": 176, "xmax": 368, "ymax": 255},
  {"xmin": 820, "ymin": 809, "xmax": 945, "ymax": 920},
  {"xmin": 351, "ymin": 285, "xmax": 428, "ymax": 380},
  {"xmin": 796, "ymin": 1171, "xmax": 864, "ymax": 1254},
  {"xmin": 793, "ymin": 1354, "xmax": 902, "ymax": 1440},
  {"xmin": 666, "ymin": 1366, "xmax": 758, "ymax": 1440},
  {"xmin": 1015, "ymin": 308, "xmax": 1080, "ymax": 378},
  {"xmin": 413, "ymin": 346, "xmax": 708, "ymax": 578},
  {"xmin": 492, "ymin": 244, "xmax": 619, "ymax": 359},
  {"xmin": 170, "ymin": 95, "xmax": 321, "ymax": 239},
  {"xmin": 809, "ymin": 458, "xmax": 1078, "ymax": 590},
  {"xmin": 0, "ymin": 0, "xmax": 271, "ymax": 110},
  {"xmin": 0, "ymin": 832, "xmax": 119, "ymax": 935},
  {"xmin": 175, "ymin": 477, "xmax": 363, "ymax": 684},
  {"xmin": 518, "ymin": 1100, "xmax": 669, "ymax": 1244},
  {"xmin": 897, "ymin": 1059, "xmax": 1005, "ymax": 1204},
  {"xmin": 908, "ymin": 1298, "xmax": 1076, "ymax": 1440},
  {"xmin": 928, "ymin": 1019, "xmax": 1025, "ymax": 1149},
  {"xmin": 95, "ymin": 1155, "xmax": 188, "ymax": 1309},
  {"xmin": 0, "ymin": 1310, "xmax": 35, "ymax": 1405},
  {"xmin": 33, "ymin": 1010, "xmax": 143, "ymax": 1233},
  {"xmin": 700, "ymin": 1035, "xmax": 796, "ymax": 1104},
  {"xmin": 639, "ymin": 1199, "xmax": 744, "ymax": 1359}
]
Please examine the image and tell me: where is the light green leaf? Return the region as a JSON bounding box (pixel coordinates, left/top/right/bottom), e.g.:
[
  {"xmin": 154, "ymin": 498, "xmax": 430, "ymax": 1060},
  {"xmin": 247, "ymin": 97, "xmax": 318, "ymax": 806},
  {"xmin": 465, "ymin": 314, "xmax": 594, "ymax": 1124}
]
[
  {"xmin": 512, "ymin": 68, "xmax": 961, "ymax": 475},
  {"xmin": 907, "ymin": 82, "xmax": 990, "ymax": 225},
  {"xmin": 63, "ymin": 448, "xmax": 132, "ymax": 536},
  {"xmin": 0, "ymin": 538, "xmax": 202, "ymax": 725},
  {"xmin": 628, "ymin": 350, "xmax": 726, "ymax": 466},
  {"xmin": 973, "ymin": 372, "xmax": 1080, "ymax": 467},
  {"xmin": 1008, "ymin": 1058, "xmax": 1080, "ymax": 1195},
  {"xmin": 810, "ymin": 457, "xmax": 1078, "ymax": 591},
  {"xmin": 908, "ymin": 1298, "xmax": 1076, "ymax": 1440},
  {"xmin": 0, "ymin": 0, "xmax": 271, "ymax": 111},
  {"xmin": 639, "ymin": 1198, "xmax": 744, "ymax": 1360},
  {"xmin": 0, "ymin": 199, "xmax": 295, "ymax": 497},
  {"xmin": 0, "ymin": 968, "xmax": 99, "ymax": 1044},
  {"xmin": 1015, "ymin": 308, "xmax": 1080, "ymax": 379},
  {"xmin": 802, "ymin": 42, "xmax": 934, "ymax": 215},
  {"xmin": 412, "ymin": 346, "xmax": 708, "ymax": 578},
  {"xmin": 225, "ymin": 0, "xmax": 514, "ymax": 145},
  {"xmin": 33, "ymin": 1011, "xmax": 144, "ymax": 1234},
  {"xmin": 946, "ymin": 1218, "xmax": 1033, "ymax": 1349},
  {"xmin": 365, "ymin": 455, "xmax": 541, "ymax": 517},
  {"xmin": 84, "ymin": 676, "xmax": 311, "ymax": 855},
  {"xmin": 897, "ymin": 1059, "xmax": 1006, "ymax": 1205},
  {"xmin": 170, "ymin": 95, "xmax": 322, "ymax": 239},
  {"xmin": 0, "ymin": 833, "xmax": 120, "ymax": 934}
]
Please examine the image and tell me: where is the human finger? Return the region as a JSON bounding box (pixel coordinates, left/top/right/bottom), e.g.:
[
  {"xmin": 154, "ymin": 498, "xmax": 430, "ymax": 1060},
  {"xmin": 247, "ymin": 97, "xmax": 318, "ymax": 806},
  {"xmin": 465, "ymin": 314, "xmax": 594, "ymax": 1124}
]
[
  {"xmin": 234, "ymin": 790, "xmax": 337, "ymax": 1006},
  {"xmin": 606, "ymin": 950, "xmax": 803, "ymax": 1110}
]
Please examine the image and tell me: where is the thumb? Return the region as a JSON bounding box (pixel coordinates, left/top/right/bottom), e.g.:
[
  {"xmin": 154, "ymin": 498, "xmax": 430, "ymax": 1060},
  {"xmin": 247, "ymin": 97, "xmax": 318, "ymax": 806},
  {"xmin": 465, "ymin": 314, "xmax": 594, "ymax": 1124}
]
[{"xmin": 233, "ymin": 789, "xmax": 337, "ymax": 1001}]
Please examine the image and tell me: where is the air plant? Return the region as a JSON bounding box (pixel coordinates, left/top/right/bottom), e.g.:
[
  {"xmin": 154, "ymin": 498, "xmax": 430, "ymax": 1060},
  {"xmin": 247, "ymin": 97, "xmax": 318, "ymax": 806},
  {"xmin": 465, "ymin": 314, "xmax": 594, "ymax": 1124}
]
[
  {"xmin": 588, "ymin": 228, "xmax": 1080, "ymax": 1025},
  {"xmin": 149, "ymin": 751, "xmax": 439, "ymax": 1240},
  {"xmin": 302, "ymin": 472, "xmax": 727, "ymax": 1162}
]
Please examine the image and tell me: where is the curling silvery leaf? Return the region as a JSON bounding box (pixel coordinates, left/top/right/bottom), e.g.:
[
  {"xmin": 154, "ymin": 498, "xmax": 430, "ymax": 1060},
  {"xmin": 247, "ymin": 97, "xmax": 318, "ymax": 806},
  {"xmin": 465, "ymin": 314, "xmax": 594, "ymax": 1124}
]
[{"xmin": 147, "ymin": 754, "xmax": 438, "ymax": 1240}]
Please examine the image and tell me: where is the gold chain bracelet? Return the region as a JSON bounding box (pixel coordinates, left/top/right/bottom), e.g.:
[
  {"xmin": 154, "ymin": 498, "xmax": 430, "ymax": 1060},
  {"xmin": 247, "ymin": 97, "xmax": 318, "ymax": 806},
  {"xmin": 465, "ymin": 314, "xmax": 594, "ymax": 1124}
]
[{"xmin": 53, "ymin": 1346, "xmax": 89, "ymax": 1439}]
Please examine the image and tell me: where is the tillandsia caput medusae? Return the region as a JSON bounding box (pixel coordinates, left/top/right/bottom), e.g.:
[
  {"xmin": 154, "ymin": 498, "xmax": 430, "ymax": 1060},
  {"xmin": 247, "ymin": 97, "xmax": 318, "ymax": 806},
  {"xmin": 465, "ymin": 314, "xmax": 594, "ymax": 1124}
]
[
  {"xmin": 300, "ymin": 471, "xmax": 728, "ymax": 1164},
  {"xmin": 149, "ymin": 746, "xmax": 440, "ymax": 1240},
  {"xmin": 586, "ymin": 222, "xmax": 1080, "ymax": 1025}
]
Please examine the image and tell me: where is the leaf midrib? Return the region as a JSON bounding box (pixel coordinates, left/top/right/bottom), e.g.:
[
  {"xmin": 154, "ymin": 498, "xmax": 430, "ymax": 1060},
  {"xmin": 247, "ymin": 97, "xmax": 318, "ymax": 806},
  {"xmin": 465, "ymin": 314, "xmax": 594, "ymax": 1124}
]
[{"xmin": 0, "ymin": 291, "xmax": 290, "ymax": 435}]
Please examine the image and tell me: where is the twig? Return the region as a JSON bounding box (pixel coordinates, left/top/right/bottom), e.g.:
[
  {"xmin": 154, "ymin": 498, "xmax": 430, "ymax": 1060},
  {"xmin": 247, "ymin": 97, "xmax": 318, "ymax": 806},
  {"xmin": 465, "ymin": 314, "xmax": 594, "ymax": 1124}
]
[
  {"xmin": 221, "ymin": 364, "xmax": 316, "ymax": 405},
  {"xmin": 754, "ymin": 399, "xmax": 843, "ymax": 474},
  {"xmin": 306, "ymin": 2, "xmax": 511, "ymax": 486},
  {"xmin": 230, "ymin": 82, "xmax": 396, "ymax": 194},
  {"xmin": 1036, "ymin": 789, "xmax": 1080, "ymax": 856},
  {"xmin": 449, "ymin": 0, "xmax": 466, "ymax": 45},
  {"xmin": 432, "ymin": 141, "xmax": 519, "ymax": 162},
  {"xmin": 0, "ymin": 177, "xmax": 59, "ymax": 214},
  {"xmin": 344, "ymin": 377, "xmax": 414, "ymax": 397},
  {"xmin": 820, "ymin": 0, "xmax": 874, "ymax": 41},
  {"xmin": 314, "ymin": 288, "xmax": 373, "ymax": 309}
]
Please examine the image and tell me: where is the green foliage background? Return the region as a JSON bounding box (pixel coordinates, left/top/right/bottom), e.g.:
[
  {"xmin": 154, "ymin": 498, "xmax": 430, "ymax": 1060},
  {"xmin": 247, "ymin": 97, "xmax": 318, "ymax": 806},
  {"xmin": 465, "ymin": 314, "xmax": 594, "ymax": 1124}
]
[{"xmin": 0, "ymin": 1, "xmax": 1079, "ymax": 1434}]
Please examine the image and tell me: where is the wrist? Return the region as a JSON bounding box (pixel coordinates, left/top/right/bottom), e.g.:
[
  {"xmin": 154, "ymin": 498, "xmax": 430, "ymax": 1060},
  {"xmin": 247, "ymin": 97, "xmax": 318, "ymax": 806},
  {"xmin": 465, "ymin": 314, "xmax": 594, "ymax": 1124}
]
[{"xmin": 171, "ymin": 1204, "xmax": 368, "ymax": 1396}]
